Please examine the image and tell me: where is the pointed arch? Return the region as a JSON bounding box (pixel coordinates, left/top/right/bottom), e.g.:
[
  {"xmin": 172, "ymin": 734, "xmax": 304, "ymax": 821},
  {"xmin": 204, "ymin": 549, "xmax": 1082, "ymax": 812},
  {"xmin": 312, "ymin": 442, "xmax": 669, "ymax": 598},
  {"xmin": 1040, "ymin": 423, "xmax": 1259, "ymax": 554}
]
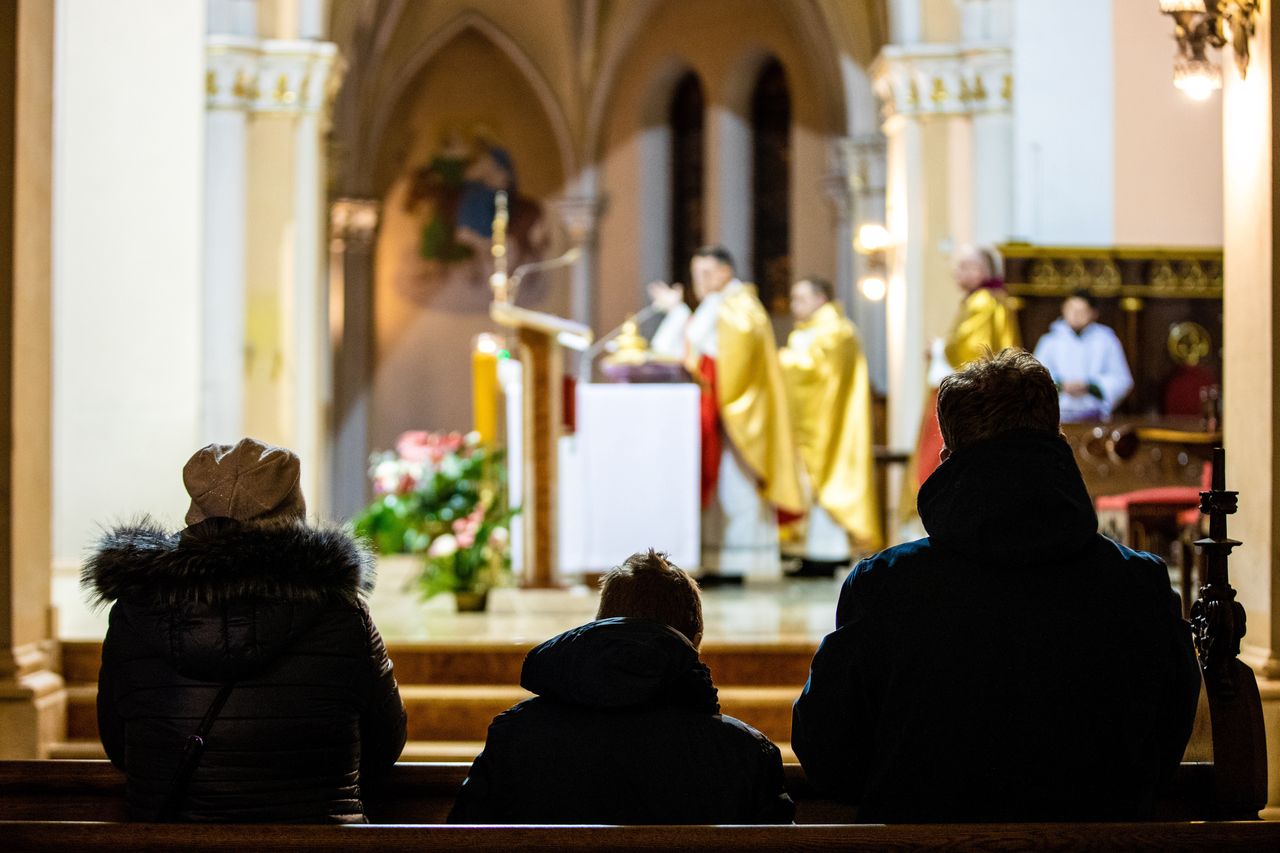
[{"xmin": 356, "ymin": 10, "xmax": 576, "ymax": 194}]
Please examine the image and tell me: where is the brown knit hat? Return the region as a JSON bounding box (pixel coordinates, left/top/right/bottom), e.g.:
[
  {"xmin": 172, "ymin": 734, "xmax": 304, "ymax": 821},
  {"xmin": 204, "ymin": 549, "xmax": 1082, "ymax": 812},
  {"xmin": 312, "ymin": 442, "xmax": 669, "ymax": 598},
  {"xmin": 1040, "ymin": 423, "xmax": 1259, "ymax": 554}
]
[{"xmin": 183, "ymin": 438, "xmax": 306, "ymax": 526}]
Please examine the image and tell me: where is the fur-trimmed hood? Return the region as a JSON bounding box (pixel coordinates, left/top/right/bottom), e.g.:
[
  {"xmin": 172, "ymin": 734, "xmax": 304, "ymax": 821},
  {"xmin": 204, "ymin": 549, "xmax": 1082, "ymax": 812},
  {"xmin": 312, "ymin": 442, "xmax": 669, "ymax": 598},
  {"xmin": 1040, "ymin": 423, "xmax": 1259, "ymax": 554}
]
[
  {"xmin": 84, "ymin": 516, "xmax": 375, "ymax": 608},
  {"xmin": 83, "ymin": 517, "xmax": 377, "ymax": 681}
]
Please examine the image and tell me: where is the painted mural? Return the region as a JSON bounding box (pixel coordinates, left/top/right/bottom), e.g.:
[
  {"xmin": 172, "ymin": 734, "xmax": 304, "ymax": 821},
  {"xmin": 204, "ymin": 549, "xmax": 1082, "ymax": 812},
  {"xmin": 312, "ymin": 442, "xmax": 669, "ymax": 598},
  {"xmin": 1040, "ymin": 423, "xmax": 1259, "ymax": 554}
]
[{"xmin": 394, "ymin": 125, "xmax": 550, "ymax": 308}]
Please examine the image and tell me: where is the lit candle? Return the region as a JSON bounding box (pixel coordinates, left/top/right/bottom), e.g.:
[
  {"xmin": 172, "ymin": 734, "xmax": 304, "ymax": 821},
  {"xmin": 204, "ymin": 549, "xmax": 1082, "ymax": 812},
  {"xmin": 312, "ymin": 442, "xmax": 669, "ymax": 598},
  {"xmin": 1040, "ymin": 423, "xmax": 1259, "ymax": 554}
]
[{"xmin": 472, "ymin": 333, "xmax": 501, "ymax": 445}]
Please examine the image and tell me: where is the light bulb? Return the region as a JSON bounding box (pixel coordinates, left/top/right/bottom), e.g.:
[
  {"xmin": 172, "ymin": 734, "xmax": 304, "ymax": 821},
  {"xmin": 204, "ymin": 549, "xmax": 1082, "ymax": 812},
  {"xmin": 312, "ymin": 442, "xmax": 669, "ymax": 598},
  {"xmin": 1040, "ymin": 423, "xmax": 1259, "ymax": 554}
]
[
  {"xmin": 860, "ymin": 275, "xmax": 887, "ymax": 302},
  {"xmin": 855, "ymin": 223, "xmax": 892, "ymax": 254},
  {"xmin": 1173, "ymin": 59, "xmax": 1221, "ymax": 100}
]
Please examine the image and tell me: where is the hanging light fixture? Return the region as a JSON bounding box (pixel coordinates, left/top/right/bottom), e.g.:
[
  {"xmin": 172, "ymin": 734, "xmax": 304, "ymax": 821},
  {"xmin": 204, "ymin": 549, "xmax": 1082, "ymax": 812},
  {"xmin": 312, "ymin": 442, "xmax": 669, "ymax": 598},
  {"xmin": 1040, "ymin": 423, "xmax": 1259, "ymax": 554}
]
[
  {"xmin": 1159, "ymin": 0, "xmax": 1259, "ymax": 99},
  {"xmin": 853, "ymin": 222, "xmax": 892, "ymax": 303}
]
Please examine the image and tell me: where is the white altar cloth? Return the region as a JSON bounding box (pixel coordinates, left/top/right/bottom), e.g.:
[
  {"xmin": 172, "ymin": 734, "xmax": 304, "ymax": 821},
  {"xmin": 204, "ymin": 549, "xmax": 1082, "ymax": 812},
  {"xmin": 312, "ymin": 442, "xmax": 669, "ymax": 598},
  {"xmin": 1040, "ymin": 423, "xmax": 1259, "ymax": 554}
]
[{"xmin": 502, "ymin": 364, "xmax": 700, "ymax": 579}]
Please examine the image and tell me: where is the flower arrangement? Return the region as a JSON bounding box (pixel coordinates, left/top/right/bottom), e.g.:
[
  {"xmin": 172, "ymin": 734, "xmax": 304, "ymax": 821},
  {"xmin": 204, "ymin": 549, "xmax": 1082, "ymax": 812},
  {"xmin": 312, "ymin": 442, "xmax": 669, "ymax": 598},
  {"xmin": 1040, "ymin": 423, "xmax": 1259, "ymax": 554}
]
[{"xmin": 353, "ymin": 430, "xmax": 515, "ymax": 601}]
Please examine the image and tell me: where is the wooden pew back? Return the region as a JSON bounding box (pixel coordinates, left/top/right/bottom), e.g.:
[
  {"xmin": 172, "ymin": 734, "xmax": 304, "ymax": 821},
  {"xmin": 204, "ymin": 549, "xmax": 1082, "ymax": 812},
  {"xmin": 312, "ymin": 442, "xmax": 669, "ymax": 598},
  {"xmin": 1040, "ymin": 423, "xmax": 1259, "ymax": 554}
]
[{"xmin": 2, "ymin": 819, "xmax": 1278, "ymax": 852}]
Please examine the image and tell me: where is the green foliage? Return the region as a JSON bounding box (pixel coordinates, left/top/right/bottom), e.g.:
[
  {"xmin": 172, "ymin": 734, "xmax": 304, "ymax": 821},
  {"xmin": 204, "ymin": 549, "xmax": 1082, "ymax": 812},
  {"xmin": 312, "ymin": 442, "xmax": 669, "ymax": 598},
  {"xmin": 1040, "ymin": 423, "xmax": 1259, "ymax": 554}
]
[{"xmin": 352, "ymin": 432, "xmax": 516, "ymax": 598}]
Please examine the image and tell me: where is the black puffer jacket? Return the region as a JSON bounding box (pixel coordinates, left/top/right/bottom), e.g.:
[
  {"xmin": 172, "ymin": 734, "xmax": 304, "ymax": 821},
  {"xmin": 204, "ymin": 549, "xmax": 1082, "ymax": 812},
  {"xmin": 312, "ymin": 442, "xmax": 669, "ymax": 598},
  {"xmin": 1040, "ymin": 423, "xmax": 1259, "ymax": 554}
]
[
  {"xmin": 792, "ymin": 429, "xmax": 1201, "ymax": 822},
  {"xmin": 84, "ymin": 517, "xmax": 407, "ymax": 823},
  {"xmin": 449, "ymin": 617, "xmax": 794, "ymax": 824}
]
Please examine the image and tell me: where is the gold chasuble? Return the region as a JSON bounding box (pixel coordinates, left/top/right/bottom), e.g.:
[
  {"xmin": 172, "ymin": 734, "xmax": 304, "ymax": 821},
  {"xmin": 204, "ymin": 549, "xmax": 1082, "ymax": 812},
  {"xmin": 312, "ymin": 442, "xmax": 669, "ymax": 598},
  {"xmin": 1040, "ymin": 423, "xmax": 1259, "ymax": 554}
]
[
  {"xmin": 712, "ymin": 284, "xmax": 805, "ymax": 515},
  {"xmin": 780, "ymin": 302, "xmax": 883, "ymax": 550},
  {"xmin": 944, "ymin": 286, "xmax": 1021, "ymax": 368},
  {"xmin": 906, "ymin": 284, "xmax": 1023, "ymax": 513}
]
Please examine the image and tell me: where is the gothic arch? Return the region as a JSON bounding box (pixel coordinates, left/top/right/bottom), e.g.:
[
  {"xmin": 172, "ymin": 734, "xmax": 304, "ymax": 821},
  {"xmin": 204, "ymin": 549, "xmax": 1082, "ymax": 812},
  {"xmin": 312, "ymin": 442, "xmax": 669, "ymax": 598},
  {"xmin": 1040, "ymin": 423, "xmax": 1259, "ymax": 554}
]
[{"xmin": 356, "ymin": 10, "xmax": 577, "ymax": 195}]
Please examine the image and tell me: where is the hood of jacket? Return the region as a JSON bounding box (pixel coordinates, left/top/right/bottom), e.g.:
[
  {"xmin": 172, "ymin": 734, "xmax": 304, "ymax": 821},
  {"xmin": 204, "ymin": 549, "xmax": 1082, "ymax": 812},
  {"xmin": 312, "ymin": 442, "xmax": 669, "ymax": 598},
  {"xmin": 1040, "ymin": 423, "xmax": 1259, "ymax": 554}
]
[
  {"xmin": 520, "ymin": 617, "xmax": 719, "ymax": 714},
  {"xmin": 917, "ymin": 428, "xmax": 1098, "ymax": 568},
  {"xmin": 83, "ymin": 516, "xmax": 375, "ymax": 681}
]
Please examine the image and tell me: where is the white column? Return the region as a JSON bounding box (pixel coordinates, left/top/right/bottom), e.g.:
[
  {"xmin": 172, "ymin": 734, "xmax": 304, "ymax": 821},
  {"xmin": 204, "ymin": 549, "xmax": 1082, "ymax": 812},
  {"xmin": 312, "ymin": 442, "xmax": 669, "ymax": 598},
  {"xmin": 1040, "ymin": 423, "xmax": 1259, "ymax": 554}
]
[
  {"xmin": 882, "ymin": 114, "xmax": 927, "ymax": 454},
  {"xmin": 256, "ymin": 38, "xmax": 339, "ymax": 515},
  {"xmin": 203, "ymin": 33, "xmax": 258, "ymax": 444},
  {"xmin": 969, "ymin": 48, "xmax": 1014, "ymax": 246}
]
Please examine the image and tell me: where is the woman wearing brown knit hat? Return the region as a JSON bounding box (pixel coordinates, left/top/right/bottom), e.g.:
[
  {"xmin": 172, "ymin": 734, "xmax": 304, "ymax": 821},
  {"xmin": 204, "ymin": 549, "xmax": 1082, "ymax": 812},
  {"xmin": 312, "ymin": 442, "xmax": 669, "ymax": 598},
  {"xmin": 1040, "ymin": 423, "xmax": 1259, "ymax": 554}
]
[{"xmin": 83, "ymin": 437, "xmax": 406, "ymax": 823}]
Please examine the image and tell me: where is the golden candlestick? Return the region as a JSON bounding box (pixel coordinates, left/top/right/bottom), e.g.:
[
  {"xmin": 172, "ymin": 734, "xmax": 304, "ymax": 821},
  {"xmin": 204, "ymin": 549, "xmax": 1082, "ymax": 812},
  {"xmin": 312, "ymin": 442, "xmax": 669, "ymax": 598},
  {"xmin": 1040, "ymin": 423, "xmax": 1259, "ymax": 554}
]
[{"xmin": 489, "ymin": 190, "xmax": 509, "ymax": 302}]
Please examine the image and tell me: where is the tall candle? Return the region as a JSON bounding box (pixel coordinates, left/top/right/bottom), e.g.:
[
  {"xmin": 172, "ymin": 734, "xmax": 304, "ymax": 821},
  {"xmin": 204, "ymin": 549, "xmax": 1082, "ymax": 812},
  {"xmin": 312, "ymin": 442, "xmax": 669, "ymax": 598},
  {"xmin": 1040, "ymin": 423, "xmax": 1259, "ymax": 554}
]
[{"xmin": 472, "ymin": 333, "xmax": 501, "ymax": 445}]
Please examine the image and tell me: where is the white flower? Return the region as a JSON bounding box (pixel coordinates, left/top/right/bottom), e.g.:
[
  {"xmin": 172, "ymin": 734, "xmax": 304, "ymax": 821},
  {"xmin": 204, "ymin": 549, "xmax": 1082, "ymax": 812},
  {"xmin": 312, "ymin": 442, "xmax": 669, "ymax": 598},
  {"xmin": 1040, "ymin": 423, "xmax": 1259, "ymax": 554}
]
[{"xmin": 427, "ymin": 533, "xmax": 458, "ymax": 558}]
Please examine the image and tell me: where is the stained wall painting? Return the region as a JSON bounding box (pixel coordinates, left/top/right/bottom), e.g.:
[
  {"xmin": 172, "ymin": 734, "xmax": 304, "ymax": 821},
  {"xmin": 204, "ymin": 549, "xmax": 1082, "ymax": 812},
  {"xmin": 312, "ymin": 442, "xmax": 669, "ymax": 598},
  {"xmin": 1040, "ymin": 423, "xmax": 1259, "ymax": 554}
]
[
  {"xmin": 394, "ymin": 125, "xmax": 550, "ymax": 309},
  {"xmin": 372, "ymin": 30, "xmax": 567, "ymax": 448}
]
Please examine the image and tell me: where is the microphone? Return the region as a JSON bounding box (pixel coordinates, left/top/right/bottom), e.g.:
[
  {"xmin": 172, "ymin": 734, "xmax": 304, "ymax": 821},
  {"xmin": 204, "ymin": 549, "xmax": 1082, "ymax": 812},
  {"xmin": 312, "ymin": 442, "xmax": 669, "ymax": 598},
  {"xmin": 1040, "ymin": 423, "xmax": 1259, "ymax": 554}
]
[{"xmin": 507, "ymin": 247, "xmax": 582, "ymax": 303}]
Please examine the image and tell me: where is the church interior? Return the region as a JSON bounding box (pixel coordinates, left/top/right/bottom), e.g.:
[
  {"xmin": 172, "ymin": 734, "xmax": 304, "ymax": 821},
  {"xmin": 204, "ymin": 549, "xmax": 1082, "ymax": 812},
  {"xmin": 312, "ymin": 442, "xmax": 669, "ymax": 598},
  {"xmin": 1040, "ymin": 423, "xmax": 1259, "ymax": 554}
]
[{"xmin": 3, "ymin": 0, "xmax": 1280, "ymax": 843}]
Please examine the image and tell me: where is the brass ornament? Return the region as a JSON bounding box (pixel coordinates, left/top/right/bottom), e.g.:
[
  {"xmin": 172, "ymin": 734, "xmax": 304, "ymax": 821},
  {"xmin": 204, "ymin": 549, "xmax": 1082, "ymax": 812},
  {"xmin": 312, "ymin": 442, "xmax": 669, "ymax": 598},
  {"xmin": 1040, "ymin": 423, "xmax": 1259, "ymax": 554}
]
[{"xmin": 1168, "ymin": 321, "xmax": 1212, "ymax": 367}]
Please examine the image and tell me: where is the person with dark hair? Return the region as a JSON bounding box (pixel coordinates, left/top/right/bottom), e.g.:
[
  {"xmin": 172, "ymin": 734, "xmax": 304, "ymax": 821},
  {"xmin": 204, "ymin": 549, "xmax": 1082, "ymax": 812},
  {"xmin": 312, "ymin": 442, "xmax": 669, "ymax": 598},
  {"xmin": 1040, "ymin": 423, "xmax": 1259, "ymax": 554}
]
[
  {"xmin": 84, "ymin": 438, "xmax": 407, "ymax": 823},
  {"xmin": 449, "ymin": 549, "xmax": 794, "ymax": 825},
  {"xmin": 910, "ymin": 245, "xmax": 1022, "ymax": 496},
  {"xmin": 792, "ymin": 349, "xmax": 1199, "ymax": 823},
  {"xmin": 1033, "ymin": 289, "xmax": 1134, "ymax": 421},
  {"xmin": 647, "ymin": 246, "xmax": 803, "ymax": 582},
  {"xmin": 780, "ymin": 277, "xmax": 882, "ymax": 576}
]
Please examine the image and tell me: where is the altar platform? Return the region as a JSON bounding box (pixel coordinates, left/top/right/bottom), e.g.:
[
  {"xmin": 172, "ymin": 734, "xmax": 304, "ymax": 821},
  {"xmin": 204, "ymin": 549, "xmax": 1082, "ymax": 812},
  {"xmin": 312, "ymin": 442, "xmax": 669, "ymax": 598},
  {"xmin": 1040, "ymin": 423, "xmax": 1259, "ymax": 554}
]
[{"xmin": 51, "ymin": 559, "xmax": 845, "ymax": 764}]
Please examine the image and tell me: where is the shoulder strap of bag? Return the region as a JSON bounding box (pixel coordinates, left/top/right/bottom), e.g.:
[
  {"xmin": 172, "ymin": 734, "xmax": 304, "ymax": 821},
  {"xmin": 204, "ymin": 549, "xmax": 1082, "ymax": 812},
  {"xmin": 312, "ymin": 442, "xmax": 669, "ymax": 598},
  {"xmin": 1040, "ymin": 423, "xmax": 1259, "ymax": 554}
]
[{"xmin": 157, "ymin": 682, "xmax": 236, "ymax": 822}]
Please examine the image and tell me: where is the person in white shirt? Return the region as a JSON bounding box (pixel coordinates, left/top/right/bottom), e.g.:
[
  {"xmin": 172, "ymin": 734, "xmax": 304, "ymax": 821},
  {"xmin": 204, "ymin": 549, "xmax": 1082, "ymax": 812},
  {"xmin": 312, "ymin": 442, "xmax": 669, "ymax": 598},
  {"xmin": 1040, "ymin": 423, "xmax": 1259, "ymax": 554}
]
[{"xmin": 1033, "ymin": 290, "xmax": 1134, "ymax": 422}]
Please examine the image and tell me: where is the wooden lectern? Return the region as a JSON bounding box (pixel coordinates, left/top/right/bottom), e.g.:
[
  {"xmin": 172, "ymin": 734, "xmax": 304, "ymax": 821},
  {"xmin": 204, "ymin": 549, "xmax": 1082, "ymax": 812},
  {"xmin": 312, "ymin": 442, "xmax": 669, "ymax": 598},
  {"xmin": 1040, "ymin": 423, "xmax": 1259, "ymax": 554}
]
[{"xmin": 487, "ymin": 193, "xmax": 591, "ymax": 588}]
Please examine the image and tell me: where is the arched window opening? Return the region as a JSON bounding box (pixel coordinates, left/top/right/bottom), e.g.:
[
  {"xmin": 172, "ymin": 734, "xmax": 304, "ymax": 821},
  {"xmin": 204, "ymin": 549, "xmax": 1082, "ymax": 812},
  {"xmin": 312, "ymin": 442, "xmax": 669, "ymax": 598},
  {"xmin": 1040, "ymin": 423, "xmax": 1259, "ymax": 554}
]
[
  {"xmin": 669, "ymin": 72, "xmax": 705, "ymax": 285},
  {"xmin": 751, "ymin": 58, "xmax": 791, "ymax": 314}
]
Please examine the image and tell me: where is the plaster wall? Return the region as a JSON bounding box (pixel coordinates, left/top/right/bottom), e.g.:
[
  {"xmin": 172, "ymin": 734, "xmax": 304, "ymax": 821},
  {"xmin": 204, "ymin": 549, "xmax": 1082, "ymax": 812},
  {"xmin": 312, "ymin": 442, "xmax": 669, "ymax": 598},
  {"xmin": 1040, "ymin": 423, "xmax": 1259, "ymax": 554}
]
[
  {"xmin": 1011, "ymin": 0, "xmax": 1114, "ymax": 244},
  {"xmin": 52, "ymin": 0, "xmax": 205, "ymax": 562},
  {"xmin": 370, "ymin": 30, "xmax": 567, "ymax": 449},
  {"xmin": 1112, "ymin": 0, "xmax": 1223, "ymax": 246}
]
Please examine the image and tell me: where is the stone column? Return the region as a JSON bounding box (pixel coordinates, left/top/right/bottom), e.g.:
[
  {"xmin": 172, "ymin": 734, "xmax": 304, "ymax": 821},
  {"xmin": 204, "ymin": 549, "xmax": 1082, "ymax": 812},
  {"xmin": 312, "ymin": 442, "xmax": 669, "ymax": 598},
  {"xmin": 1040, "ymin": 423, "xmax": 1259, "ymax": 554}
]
[
  {"xmin": 551, "ymin": 172, "xmax": 606, "ymax": 333},
  {"xmin": 328, "ymin": 198, "xmax": 379, "ymax": 521},
  {"xmin": 203, "ymin": 28, "xmax": 258, "ymax": 445},
  {"xmin": 252, "ymin": 37, "xmax": 340, "ymax": 513},
  {"xmin": 871, "ymin": 41, "xmax": 1013, "ymax": 459},
  {"xmin": 967, "ymin": 49, "xmax": 1014, "ymax": 247},
  {"xmin": 837, "ymin": 135, "xmax": 890, "ymax": 394},
  {"xmin": 0, "ymin": 0, "xmax": 61, "ymax": 760},
  {"xmin": 1221, "ymin": 0, "xmax": 1280, "ymax": 819}
]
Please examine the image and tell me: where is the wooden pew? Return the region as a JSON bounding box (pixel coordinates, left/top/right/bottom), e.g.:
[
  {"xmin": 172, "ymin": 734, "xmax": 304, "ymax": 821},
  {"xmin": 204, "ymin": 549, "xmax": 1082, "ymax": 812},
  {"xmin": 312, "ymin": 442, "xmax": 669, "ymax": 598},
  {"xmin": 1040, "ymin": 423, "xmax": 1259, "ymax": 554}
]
[
  {"xmin": 0, "ymin": 758, "xmax": 1229, "ymax": 825},
  {"xmin": 1, "ymin": 819, "xmax": 1278, "ymax": 852}
]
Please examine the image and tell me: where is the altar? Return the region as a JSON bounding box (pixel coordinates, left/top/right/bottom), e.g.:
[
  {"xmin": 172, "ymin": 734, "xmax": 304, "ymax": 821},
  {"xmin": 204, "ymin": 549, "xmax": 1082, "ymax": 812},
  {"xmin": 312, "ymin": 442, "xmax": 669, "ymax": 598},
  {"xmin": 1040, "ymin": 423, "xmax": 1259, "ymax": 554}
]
[{"xmin": 502, "ymin": 368, "xmax": 701, "ymax": 580}]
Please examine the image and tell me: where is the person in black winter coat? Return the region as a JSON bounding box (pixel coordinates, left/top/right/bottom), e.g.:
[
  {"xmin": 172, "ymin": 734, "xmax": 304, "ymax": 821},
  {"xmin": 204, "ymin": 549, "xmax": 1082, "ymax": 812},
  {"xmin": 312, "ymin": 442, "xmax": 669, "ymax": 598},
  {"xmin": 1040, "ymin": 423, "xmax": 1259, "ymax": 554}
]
[
  {"xmin": 792, "ymin": 349, "xmax": 1200, "ymax": 823},
  {"xmin": 448, "ymin": 549, "xmax": 794, "ymax": 824},
  {"xmin": 84, "ymin": 438, "xmax": 407, "ymax": 823}
]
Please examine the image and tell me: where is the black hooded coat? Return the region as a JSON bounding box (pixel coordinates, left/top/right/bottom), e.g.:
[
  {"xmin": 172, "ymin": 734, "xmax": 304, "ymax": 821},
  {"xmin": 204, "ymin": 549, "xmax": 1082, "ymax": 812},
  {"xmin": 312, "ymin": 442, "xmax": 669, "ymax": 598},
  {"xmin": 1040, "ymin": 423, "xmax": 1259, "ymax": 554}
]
[
  {"xmin": 448, "ymin": 617, "xmax": 794, "ymax": 824},
  {"xmin": 83, "ymin": 517, "xmax": 407, "ymax": 823},
  {"xmin": 791, "ymin": 429, "xmax": 1201, "ymax": 823}
]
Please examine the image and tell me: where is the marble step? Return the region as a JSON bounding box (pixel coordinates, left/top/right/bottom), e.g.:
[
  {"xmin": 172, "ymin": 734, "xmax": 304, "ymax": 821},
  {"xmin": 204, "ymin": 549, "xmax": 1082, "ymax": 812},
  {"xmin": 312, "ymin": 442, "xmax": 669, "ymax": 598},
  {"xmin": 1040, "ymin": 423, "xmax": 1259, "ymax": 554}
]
[
  {"xmin": 46, "ymin": 738, "xmax": 798, "ymax": 765},
  {"xmin": 61, "ymin": 640, "xmax": 818, "ymax": 688},
  {"xmin": 63, "ymin": 682, "xmax": 800, "ymax": 745}
]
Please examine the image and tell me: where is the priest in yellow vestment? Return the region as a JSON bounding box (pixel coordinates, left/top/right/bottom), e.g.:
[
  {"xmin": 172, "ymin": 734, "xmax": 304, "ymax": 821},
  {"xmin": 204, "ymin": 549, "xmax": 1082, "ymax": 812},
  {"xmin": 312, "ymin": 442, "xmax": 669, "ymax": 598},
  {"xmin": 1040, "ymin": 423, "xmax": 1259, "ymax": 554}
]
[
  {"xmin": 914, "ymin": 246, "xmax": 1021, "ymax": 490},
  {"xmin": 650, "ymin": 245, "xmax": 803, "ymax": 581},
  {"xmin": 779, "ymin": 277, "xmax": 883, "ymax": 571}
]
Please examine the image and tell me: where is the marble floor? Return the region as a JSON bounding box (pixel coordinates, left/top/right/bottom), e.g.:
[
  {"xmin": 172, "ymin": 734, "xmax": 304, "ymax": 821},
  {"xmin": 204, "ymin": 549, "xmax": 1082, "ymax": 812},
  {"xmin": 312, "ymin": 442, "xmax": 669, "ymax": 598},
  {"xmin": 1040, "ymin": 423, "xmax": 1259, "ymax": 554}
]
[{"xmin": 54, "ymin": 554, "xmax": 846, "ymax": 645}]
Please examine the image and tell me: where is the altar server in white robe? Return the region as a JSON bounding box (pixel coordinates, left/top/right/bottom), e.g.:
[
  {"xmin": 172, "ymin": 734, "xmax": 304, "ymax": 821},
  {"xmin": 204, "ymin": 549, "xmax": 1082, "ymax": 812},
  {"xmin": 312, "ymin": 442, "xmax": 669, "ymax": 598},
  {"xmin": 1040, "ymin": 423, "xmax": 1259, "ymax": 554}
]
[
  {"xmin": 648, "ymin": 246, "xmax": 803, "ymax": 581},
  {"xmin": 1033, "ymin": 290, "xmax": 1134, "ymax": 422}
]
